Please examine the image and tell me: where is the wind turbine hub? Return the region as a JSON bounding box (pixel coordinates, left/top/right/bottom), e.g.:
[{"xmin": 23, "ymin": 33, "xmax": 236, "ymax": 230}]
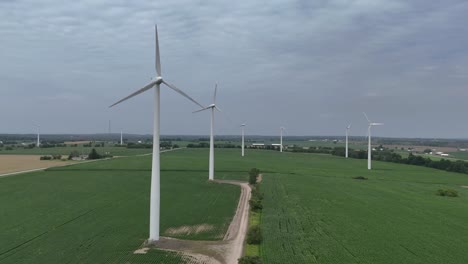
[{"xmin": 155, "ymin": 76, "xmax": 163, "ymax": 85}]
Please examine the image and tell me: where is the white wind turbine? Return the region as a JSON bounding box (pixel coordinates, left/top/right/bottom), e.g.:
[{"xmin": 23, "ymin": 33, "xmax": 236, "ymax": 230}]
[
  {"xmin": 120, "ymin": 130, "xmax": 123, "ymax": 145},
  {"xmin": 280, "ymin": 126, "xmax": 285, "ymax": 152},
  {"xmin": 193, "ymin": 83, "xmax": 221, "ymax": 181},
  {"xmin": 363, "ymin": 112, "xmax": 383, "ymax": 170},
  {"xmin": 345, "ymin": 124, "xmax": 351, "ymax": 158},
  {"xmin": 34, "ymin": 124, "xmax": 40, "ymax": 147},
  {"xmin": 109, "ymin": 25, "xmax": 204, "ymax": 242},
  {"xmin": 241, "ymin": 124, "xmax": 246, "ymax": 157}
]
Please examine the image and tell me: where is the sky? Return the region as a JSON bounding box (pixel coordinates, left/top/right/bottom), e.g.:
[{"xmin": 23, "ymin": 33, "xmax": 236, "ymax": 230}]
[{"xmin": 1, "ymin": 0, "xmax": 467, "ymax": 138}]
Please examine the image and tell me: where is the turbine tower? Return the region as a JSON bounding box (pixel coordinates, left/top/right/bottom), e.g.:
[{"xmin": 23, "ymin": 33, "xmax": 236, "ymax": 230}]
[
  {"xmin": 345, "ymin": 124, "xmax": 351, "ymax": 158},
  {"xmin": 193, "ymin": 83, "xmax": 221, "ymax": 181},
  {"xmin": 241, "ymin": 124, "xmax": 246, "ymax": 157},
  {"xmin": 363, "ymin": 112, "xmax": 383, "ymax": 170},
  {"xmin": 109, "ymin": 25, "xmax": 204, "ymax": 242},
  {"xmin": 280, "ymin": 126, "xmax": 285, "ymax": 152},
  {"xmin": 120, "ymin": 130, "xmax": 123, "ymax": 145},
  {"xmin": 35, "ymin": 124, "xmax": 40, "ymax": 147}
]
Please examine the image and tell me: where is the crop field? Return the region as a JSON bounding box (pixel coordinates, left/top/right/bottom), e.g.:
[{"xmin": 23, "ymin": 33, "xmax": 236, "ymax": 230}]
[
  {"xmin": 3, "ymin": 148, "xmax": 468, "ymax": 263},
  {"xmin": 0, "ymin": 149, "xmax": 242, "ymax": 263},
  {"xmin": 0, "ymin": 155, "xmax": 73, "ymax": 175},
  {"xmin": 448, "ymin": 151, "xmax": 468, "ymax": 161},
  {"xmin": 0, "ymin": 145, "xmax": 152, "ymax": 156},
  {"xmin": 256, "ymin": 152, "xmax": 468, "ymax": 264}
]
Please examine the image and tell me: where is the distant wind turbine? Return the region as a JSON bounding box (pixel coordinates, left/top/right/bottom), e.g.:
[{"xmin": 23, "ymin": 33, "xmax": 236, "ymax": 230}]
[
  {"xmin": 109, "ymin": 25, "xmax": 204, "ymax": 242},
  {"xmin": 280, "ymin": 127, "xmax": 285, "ymax": 152},
  {"xmin": 241, "ymin": 123, "xmax": 246, "ymax": 157},
  {"xmin": 363, "ymin": 112, "xmax": 383, "ymax": 170},
  {"xmin": 346, "ymin": 124, "xmax": 351, "ymax": 158},
  {"xmin": 35, "ymin": 124, "xmax": 40, "ymax": 147},
  {"xmin": 193, "ymin": 83, "xmax": 221, "ymax": 181}
]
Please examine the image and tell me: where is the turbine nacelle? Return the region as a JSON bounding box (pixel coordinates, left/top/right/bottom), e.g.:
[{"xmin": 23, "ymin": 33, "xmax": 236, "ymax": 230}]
[{"xmin": 154, "ymin": 76, "xmax": 163, "ymax": 85}]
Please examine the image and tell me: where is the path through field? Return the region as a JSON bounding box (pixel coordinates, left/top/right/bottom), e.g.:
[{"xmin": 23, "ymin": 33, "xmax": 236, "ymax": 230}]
[{"xmin": 143, "ymin": 180, "xmax": 251, "ymax": 264}]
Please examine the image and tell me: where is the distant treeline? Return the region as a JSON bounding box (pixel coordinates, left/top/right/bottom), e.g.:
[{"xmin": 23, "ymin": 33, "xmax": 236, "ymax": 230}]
[
  {"xmin": 187, "ymin": 143, "xmax": 239, "ymax": 148},
  {"xmin": 291, "ymin": 146, "xmax": 468, "ymax": 175},
  {"xmin": 126, "ymin": 141, "xmax": 178, "ymax": 149}
]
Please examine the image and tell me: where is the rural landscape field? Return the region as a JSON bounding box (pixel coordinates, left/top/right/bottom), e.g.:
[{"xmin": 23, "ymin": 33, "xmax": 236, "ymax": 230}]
[{"xmin": 2, "ymin": 147, "xmax": 468, "ymax": 263}]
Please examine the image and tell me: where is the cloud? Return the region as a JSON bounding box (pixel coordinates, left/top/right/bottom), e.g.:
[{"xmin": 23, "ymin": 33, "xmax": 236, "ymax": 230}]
[{"xmin": 0, "ymin": 0, "xmax": 467, "ymax": 137}]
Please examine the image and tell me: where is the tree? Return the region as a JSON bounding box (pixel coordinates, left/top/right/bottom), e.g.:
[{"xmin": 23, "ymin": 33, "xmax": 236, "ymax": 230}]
[{"xmin": 88, "ymin": 148, "xmax": 101, "ymax": 160}]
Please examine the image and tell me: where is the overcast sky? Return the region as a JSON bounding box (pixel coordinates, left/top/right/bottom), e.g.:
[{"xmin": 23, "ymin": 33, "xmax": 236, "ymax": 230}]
[{"xmin": 1, "ymin": 0, "xmax": 467, "ymax": 138}]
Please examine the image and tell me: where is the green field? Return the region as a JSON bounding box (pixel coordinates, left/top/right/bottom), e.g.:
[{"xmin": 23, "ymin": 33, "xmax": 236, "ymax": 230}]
[
  {"xmin": 448, "ymin": 151, "xmax": 468, "ymax": 161},
  {"xmin": 0, "ymin": 145, "xmax": 153, "ymax": 156},
  {"xmin": 2, "ymin": 148, "xmax": 468, "ymax": 263},
  {"xmin": 0, "ymin": 149, "xmax": 242, "ymax": 263},
  {"xmin": 254, "ymin": 152, "xmax": 468, "ymax": 264}
]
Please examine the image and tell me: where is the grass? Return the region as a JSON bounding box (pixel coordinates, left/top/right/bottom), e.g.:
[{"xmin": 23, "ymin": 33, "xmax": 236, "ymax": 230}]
[{"xmin": 0, "ymin": 149, "xmax": 241, "ymax": 263}]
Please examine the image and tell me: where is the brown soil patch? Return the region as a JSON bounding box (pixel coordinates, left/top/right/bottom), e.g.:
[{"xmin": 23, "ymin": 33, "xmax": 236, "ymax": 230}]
[
  {"xmin": 166, "ymin": 224, "xmax": 215, "ymax": 236},
  {"xmin": 0, "ymin": 155, "xmax": 74, "ymax": 175}
]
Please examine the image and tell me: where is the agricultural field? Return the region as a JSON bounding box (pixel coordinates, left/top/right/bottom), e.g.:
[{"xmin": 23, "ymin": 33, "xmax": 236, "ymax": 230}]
[
  {"xmin": 3, "ymin": 148, "xmax": 468, "ymax": 263},
  {"xmin": 255, "ymin": 152, "xmax": 468, "ymax": 264},
  {"xmin": 0, "ymin": 155, "xmax": 73, "ymax": 175},
  {"xmin": 0, "ymin": 149, "xmax": 242, "ymax": 263},
  {"xmin": 0, "ymin": 145, "xmax": 152, "ymax": 156},
  {"xmin": 447, "ymin": 151, "xmax": 468, "ymax": 161}
]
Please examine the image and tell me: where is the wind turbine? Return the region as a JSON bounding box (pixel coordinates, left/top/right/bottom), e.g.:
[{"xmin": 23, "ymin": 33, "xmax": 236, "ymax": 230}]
[
  {"xmin": 109, "ymin": 25, "xmax": 204, "ymax": 242},
  {"xmin": 193, "ymin": 83, "xmax": 221, "ymax": 181},
  {"xmin": 34, "ymin": 124, "xmax": 40, "ymax": 147},
  {"xmin": 345, "ymin": 124, "xmax": 351, "ymax": 158},
  {"xmin": 363, "ymin": 112, "xmax": 383, "ymax": 170},
  {"xmin": 241, "ymin": 124, "xmax": 246, "ymax": 157},
  {"xmin": 280, "ymin": 126, "xmax": 285, "ymax": 152},
  {"xmin": 120, "ymin": 130, "xmax": 123, "ymax": 145}
]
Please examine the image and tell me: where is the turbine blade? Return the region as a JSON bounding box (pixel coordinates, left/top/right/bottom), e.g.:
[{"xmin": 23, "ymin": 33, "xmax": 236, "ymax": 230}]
[
  {"xmin": 213, "ymin": 83, "xmax": 218, "ymax": 104},
  {"xmin": 109, "ymin": 80, "xmax": 157, "ymax": 107},
  {"xmin": 193, "ymin": 106, "xmax": 211, "ymax": 113},
  {"xmin": 155, "ymin": 25, "xmax": 161, "ymax": 77},
  {"xmin": 162, "ymin": 80, "xmax": 204, "ymax": 108},
  {"xmin": 371, "ymin": 123, "xmax": 384, "ymax": 126},
  {"xmin": 214, "ymin": 106, "xmax": 222, "ymax": 112},
  {"xmin": 363, "ymin": 112, "xmax": 370, "ymax": 123}
]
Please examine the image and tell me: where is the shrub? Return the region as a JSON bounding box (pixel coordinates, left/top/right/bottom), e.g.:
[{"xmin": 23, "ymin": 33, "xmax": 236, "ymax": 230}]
[
  {"xmin": 249, "ymin": 168, "xmax": 260, "ymax": 185},
  {"xmin": 238, "ymin": 256, "xmax": 262, "ymax": 264},
  {"xmin": 52, "ymin": 154, "xmax": 62, "ymax": 160},
  {"xmin": 247, "ymin": 225, "xmax": 262, "ymax": 244},
  {"xmin": 436, "ymin": 189, "xmax": 458, "ymax": 197},
  {"xmin": 352, "ymin": 176, "xmax": 368, "ymax": 180},
  {"xmin": 40, "ymin": 156, "xmax": 52, "ymax": 160},
  {"xmin": 249, "ymin": 198, "xmax": 263, "ymax": 211}
]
